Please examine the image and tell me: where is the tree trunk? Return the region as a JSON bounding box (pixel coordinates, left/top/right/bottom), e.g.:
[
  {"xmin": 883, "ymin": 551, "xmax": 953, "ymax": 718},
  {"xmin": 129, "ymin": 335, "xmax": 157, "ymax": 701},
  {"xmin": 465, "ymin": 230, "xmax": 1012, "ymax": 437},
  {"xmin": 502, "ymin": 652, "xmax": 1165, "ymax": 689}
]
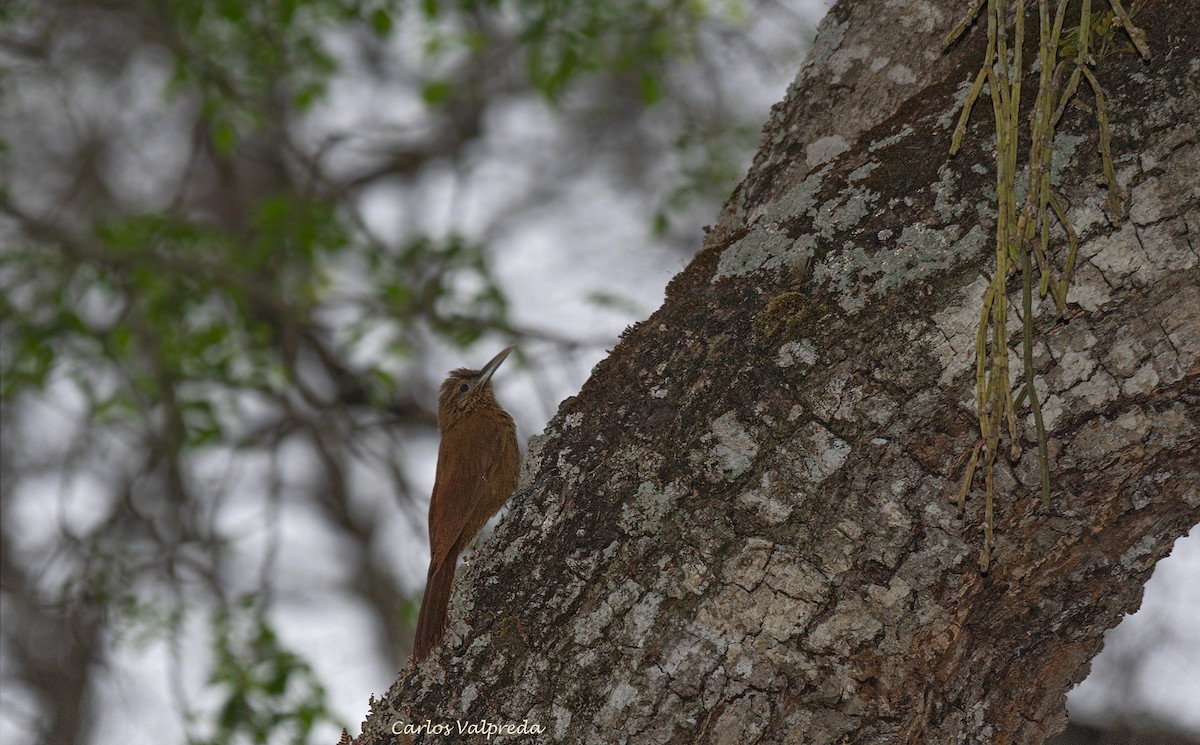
[{"xmin": 352, "ymin": 1, "xmax": 1199, "ymax": 742}]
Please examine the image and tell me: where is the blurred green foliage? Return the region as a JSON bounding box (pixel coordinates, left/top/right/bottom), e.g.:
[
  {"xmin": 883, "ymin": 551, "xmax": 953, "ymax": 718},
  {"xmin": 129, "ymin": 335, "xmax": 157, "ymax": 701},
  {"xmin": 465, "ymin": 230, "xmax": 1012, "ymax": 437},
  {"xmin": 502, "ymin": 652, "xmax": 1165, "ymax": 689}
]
[
  {"xmin": 207, "ymin": 599, "xmax": 345, "ymax": 745},
  {"xmin": 0, "ymin": 0, "xmax": 760, "ymax": 741},
  {"xmin": 0, "ymin": 0, "xmax": 734, "ymax": 432}
]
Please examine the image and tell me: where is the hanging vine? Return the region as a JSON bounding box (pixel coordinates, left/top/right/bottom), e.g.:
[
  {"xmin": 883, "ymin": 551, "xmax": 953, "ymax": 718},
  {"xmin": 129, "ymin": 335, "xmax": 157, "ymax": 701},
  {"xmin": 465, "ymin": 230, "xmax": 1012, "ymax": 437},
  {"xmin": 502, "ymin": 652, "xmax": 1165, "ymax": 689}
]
[{"xmin": 944, "ymin": 0, "xmax": 1149, "ymax": 571}]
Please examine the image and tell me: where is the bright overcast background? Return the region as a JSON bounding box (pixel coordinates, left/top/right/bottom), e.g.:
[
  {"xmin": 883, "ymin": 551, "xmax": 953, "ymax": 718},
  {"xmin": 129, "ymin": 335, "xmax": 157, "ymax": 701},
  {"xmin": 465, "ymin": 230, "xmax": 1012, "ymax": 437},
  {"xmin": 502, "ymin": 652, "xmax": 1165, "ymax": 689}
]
[{"xmin": 1, "ymin": 1, "xmax": 1197, "ymax": 743}]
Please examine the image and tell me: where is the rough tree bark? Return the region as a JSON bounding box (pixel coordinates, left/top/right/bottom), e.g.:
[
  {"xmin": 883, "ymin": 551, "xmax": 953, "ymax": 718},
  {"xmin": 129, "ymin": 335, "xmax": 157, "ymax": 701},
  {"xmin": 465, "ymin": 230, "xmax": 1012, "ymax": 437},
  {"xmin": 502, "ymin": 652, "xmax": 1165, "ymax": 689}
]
[{"xmin": 352, "ymin": 0, "xmax": 1199, "ymax": 742}]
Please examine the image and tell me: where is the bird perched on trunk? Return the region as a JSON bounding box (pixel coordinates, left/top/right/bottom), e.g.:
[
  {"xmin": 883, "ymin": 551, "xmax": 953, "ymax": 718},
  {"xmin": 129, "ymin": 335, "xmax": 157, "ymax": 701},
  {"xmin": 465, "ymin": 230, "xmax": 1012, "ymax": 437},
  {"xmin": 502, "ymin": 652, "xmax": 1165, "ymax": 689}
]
[{"xmin": 412, "ymin": 345, "xmax": 519, "ymax": 662}]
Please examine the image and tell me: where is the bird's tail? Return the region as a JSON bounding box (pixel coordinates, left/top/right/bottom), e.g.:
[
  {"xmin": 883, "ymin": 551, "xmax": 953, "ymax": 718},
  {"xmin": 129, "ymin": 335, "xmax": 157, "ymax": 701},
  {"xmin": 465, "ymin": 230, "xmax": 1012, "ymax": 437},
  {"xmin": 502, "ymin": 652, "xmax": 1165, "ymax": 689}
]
[{"xmin": 412, "ymin": 559, "xmax": 456, "ymax": 662}]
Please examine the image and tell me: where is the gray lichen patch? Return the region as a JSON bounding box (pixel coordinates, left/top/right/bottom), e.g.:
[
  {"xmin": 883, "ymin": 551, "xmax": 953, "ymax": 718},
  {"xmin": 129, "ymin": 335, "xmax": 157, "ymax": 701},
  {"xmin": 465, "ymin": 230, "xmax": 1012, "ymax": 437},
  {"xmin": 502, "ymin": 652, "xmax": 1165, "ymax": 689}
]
[
  {"xmin": 715, "ymin": 225, "xmax": 815, "ymax": 280},
  {"xmin": 938, "ymin": 76, "xmax": 977, "ymax": 130},
  {"xmin": 1065, "ymin": 262, "xmax": 1114, "ymax": 311},
  {"xmin": 692, "ymin": 544, "xmax": 832, "ymax": 657},
  {"xmin": 798, "ymin": 15, "xmax": 848, "ymax": 85},
  {"xmin": 811, "ymin": 223, "xmax": 988, "ymax": 313},
  {"xmin": 1088, "ymin": 223, "xmax": 1147, "ymax": 283},
  {"xmin": 1067, "ymin": 197, "xmax": 1110, "ymax": 239},
  {"xmin": 933, "ymin": 163, "xmax": 968, "ymax": 221},
  {"xmin": 1105, "ymin": 329, "xmax": 1153, "ymax": 378},
  {"xmin": 1067, "ymin": 370, "xmax": 1120, "ymax": 407},
  {"xmin": 808, "ymin": 134, "xmax": 852, "ymax": 167},
  {"xmin": 519, "ymin": 431, "xmax": 557, "ymax": 486},
  {"xmin": 550, "ymin": 704, "xmax": 573, "ymax": 739},
  {"xmin": 1118, "ymin": 359, "xmax": 1156, "ymax": 395},
  {"xmin": 699, "ymin": 412, "xmax": 760, "ymax": 481},
  {"xmin": 1119, "ymin": 534, "xmax": 1157, "ymax": 571},
  {"xmin": 1047, "ymin": 332, "xmax": 1100, "ymax": 390},
  {"xmin": 715, "ymin": 163, "xmax": 840, "ymax": 281},
  {"xmin": 825, "ymin": 43, "xmax": 874, "ymax": 87},
  {"xmin": 670, "ymin": 553, "xmax": 716, "ymax": 598},
  {"xmin": 866, "ymin": 576, "xmax": 913, "ymax": 610},
  {"xmin": 1130, "ymin": 177, "xmax": 1169, "ymax": 224},
  {"xmin": 624, "ymin": 592, "xmax": 664, "ymax": 645},
  {"xmin": 888, "ymin": 63, "xmax": 917, "ymax": 84},
  {"xmin": 895, "ymin": 223, "xmax": 988, "ymax": 285},
  {"xmin": 1050, "ymin": 134, "xmax": 1087, "ymax": 185},
  {"xmin": 928, "ymin": 274, "xmax": 992, "ymax": 386},
  {"xmin": 738, "ymin": 165, "xmax": 832, "ymax": 259},
  {"xmin": 813, "ymin": 184, "xmax": 878, "ymax": 238},
  {"xmin": 876, "ymin": 497, "xmax": 915, "ymax": 532},
  {"xmin": 618, "ymin": 480, "xmax": 683, "ymax": 536},
  {"xmin": 1079, "ymin": 146, "xmax": 1199, "ymax": 294},
  {"xmin": 1140, "ymin": 217, "xmax": 1199, "ymax": 275},
  {"xmin": 777, "ymin": 339, "xmax": 818, "ymax": 368},
  {"xmin": 659, "ymin": 640, "xmax": 723, "ymax": 696},
  {"xmin": 796, "ymin": 422, "xmax": 852, "ymax": 483},
  {"xmin": 1036, "ymin": 392, "xmax": 1066, "ymax": 432},
  {"xmin": 849, "ymin": 161, "xmax": 880, "ymax": 181},
  {"xmin": 869, "ymin": 124, "xmax": 916, "ymax": 152}
]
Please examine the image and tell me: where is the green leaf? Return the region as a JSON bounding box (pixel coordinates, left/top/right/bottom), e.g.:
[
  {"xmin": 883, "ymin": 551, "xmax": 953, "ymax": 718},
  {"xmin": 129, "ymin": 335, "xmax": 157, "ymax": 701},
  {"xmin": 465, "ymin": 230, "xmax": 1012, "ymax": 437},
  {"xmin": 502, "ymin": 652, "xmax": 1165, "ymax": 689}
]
[
  {"xmin": 652, "ymin": 210, "xmax": 669, "ymax": 236},
  {"xmin": 421, "ymin": 80, "xmax": 452, "ymax": 105},
  {"xmin": 278, "ymin": 0, "xmax": 299, "ymax": 24},
  {"xmin": 216, "ymin": 0, "xmax": 245, "ymax": 22},
  {"xmin": 639, "ymin": 71, "xmax": 662, "ymax": 104},
  {"xmin": 212, "ymin": 120, "xmax": 238, "ymax": 156},
  {"xmin": 370, "ymin": 8, "xmax": 393, "ymax": 35},
  {"xmin": 292, "ymin": 81, "xmax": 326, "ymax": 111}
]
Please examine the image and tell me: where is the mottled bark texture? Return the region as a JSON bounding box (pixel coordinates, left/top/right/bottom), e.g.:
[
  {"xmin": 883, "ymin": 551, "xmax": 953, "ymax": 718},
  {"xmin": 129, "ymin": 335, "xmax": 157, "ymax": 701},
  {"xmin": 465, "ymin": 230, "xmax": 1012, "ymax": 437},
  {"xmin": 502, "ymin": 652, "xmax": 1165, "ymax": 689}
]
[{"xmin": 354, "ymin": 1, "xmax": 1199, "ymax": 742}]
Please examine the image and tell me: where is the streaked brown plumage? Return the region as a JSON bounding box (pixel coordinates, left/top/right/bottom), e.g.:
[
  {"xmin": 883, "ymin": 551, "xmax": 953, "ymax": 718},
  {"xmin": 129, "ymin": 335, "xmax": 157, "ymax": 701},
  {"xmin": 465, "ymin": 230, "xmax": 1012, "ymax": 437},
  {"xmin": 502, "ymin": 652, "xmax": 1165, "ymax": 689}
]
[{"xmin": 412, "ymin": 345, "xmax": 519, "ymax": 662}]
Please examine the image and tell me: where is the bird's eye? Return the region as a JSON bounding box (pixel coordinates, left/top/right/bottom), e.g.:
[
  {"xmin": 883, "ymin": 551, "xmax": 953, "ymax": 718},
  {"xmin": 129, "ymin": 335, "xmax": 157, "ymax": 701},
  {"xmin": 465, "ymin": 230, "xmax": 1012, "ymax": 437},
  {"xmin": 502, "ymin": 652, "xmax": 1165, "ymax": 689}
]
[{"xmin": 458, "ymin": 383, "xmax": 470, "ymax": 393}]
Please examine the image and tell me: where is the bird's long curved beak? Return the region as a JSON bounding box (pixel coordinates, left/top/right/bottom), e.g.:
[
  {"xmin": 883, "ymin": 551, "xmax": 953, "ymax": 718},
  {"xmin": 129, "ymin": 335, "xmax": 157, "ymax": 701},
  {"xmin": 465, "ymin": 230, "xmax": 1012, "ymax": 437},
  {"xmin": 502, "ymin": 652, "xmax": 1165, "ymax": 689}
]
[{"xmin": 476, "ymin": 345, "xmax": 516, "ymax": 387}]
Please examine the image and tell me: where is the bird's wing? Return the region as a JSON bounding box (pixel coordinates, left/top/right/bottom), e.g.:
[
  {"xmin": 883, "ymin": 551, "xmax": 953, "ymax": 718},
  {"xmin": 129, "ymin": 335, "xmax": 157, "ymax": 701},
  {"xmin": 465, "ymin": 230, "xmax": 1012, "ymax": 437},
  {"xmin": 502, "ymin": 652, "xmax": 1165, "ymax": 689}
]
[{"xmin": 426, "ymin": 424, "xmax": 505, "ymax": 574}]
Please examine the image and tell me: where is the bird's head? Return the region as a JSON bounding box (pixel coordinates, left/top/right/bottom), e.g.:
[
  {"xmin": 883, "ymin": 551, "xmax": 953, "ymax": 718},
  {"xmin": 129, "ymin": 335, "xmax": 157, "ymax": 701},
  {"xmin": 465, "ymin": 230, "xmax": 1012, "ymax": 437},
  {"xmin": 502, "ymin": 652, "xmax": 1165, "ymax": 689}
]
[{"xmin": 436, "ymin": 345, "xmax": 515, "ymax": 430}]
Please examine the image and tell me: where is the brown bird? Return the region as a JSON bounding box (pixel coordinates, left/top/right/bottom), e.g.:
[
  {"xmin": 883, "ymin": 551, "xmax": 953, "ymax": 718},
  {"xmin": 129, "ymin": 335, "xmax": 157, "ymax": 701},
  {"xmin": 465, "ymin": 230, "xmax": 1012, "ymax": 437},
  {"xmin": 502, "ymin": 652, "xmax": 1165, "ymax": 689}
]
[{"xmin": 412, "ymin": 345, "xmax": 520, "ymax": 662}]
